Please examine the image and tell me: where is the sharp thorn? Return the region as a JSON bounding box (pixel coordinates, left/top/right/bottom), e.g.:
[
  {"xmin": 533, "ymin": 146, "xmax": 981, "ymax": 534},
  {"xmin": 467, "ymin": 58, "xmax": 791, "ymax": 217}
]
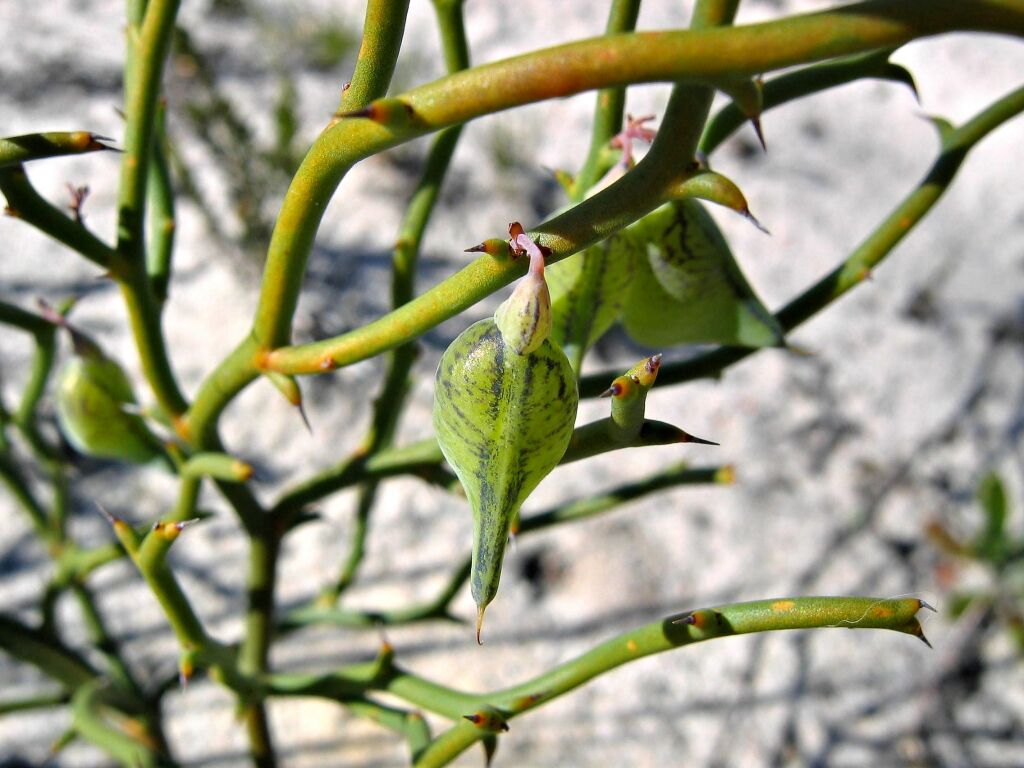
[
  {"xmin": 297, "ymin": 401, "xmax": 312, "ymax": 434},
  {"xmin": 598, "ymin": 386, "xmax": 615, "ymax": 398},
  {"xmin": 917, "ymin": 630, "xmax": 933, "ymax": 649},
  {"xmin": 672, "ymin": 613, "xmax": 697, "ymax": 625},
  {"xmin": 742, "ymin": 208, "xmax": 771, "ymax": 235},
  {"xmin": 94, "ymin": 139, "xmax": 124, "ymax": 153},
  {"xmin": 751, "ymin": 117, "xmax": 767, "ymax": 152},
  {"xmin": 919, "ymin": 599, "xmax": 937, "ymax": 613},
  {"xmin": 681, "ymin": 431, "xmax": 719, "ymax": 446},
  {"xmin": 464, "ymin": 243, "xmax": 487, "ymax": 253},
  {"xmin": 476, "ymin": 604, "xmax": 487, "ymax": 645},
  {"xmin": 95, "ymin": 502, "xmax": 117, "ymax": 525}
]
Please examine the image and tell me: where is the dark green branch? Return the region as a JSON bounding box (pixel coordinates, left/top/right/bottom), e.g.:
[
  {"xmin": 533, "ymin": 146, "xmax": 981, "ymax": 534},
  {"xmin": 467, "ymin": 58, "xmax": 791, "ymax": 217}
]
[
  {"xmin": 0, "ymin": 614, "xmax": 98, "ymax": 690},
  {"xmin": 280, "ymin": 462, "xmax": 728, "ymax": 631}
]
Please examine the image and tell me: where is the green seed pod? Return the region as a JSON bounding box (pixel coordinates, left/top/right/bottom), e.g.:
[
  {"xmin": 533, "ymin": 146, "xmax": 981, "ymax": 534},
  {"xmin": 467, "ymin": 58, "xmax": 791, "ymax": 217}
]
[
  {"xmin": 546, "ymin": 230, "xmax": 641, "ymax": 370},
  {"xmin": 53, "ymin": 323, "xmax": 166, "ymax": 465},
  {"xmin": 434, "ymin": 224, "xmax": 578, "ymax": 641},
  {"xmin": 621, "ymin": 199, "xmax": 783, "ymax": 348}
]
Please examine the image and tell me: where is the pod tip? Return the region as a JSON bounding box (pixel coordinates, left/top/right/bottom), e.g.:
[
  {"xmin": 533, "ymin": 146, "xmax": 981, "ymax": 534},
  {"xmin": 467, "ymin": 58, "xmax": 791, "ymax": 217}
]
[{"xmin": 476, "ymin": 604, "xmax": 487, "ymax": 645}]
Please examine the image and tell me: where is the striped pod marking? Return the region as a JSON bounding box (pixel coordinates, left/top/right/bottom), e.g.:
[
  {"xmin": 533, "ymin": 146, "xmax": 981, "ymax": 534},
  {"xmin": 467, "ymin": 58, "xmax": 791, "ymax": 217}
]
[
  {"xmin": 433, "ymin": 318, "xmax": 577, "ymax": 641},
  {"xmin": 622, "ymin": 199, "xmax": 784, "ymax": 348}
]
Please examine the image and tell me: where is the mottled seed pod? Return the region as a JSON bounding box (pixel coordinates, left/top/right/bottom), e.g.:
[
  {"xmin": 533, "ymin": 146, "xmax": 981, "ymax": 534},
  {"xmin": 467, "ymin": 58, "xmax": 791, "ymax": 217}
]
[
  {"xmin": 621, "ymin": 199, "xmax": 783, "ymax": 348},
  {"xmin": 433, "ymin": 224, "xmax": 578, "ymax": 641},
  {"xmin": 546, "ymin": 230, "xmax": 641, "ymax": 370},
  {"xmin": 53, "ymin": 318, "xmax": 166, "ymax": 465}
]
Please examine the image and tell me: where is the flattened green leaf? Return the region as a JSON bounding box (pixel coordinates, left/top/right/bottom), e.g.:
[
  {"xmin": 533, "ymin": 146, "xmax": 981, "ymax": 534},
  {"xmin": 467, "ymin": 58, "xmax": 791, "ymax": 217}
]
[{"xmin": 621, "ymin": 200, "xmax": 783, "ymax": 348}]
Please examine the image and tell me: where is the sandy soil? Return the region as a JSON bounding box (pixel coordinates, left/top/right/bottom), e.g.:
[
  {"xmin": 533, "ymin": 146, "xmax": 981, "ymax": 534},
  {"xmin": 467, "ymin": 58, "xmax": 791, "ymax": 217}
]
[{"xmin": 2, "ymin": 1, "xmax": 1023, "ymax": 766}]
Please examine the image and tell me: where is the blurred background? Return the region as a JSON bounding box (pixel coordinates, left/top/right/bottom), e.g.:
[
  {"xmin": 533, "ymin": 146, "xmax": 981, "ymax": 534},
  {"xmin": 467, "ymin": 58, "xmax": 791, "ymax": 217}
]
[{"xmin": 1, "ymin": 0, "xmax": 1023, "ymax": 765}]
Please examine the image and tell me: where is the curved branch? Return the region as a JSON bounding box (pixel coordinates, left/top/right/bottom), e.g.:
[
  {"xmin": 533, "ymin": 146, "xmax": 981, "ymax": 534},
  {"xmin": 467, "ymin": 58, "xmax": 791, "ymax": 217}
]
[
  {"xmin": 580, "ymin": 80, "xmax": 1024, "ymax": 395},
  {"xmin": 185, "ymin": 0, "xmax": 1024, "ymax": 440},
  {"xmin": 412, "ymin": 596, "xmax": 932, "ymax": 766}
]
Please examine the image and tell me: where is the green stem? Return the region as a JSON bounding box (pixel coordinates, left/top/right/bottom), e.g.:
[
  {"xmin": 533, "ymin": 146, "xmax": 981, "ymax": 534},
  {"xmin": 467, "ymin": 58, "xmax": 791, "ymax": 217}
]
[
  {"xmin": 346, "ymin": 698, "xmax": 432, "ymax": 758},
  {"xmin": 147, "ymin": 106, "xmax": 176, "ymax": 308},
  {"xmin": 70, "ymin": 681, "xmax": 166, "ymax": 768},
  {"xmin": 700, "ymin": 47, "xmax": 916, "ymax": 154},
  {"xmin": 0, "ymin": 301, "xmax": 62, "ymax": 464},
  {"xmin": 413, "ymin": 597, "xmax": 930, "ymax": 766},
  {"xmin": 116, "ymin": 0, "xmax": 180, "ymax": 269},
  {"xmin": 691, "ymin": 0, "xmax": 741, "ymax": 28},
  {"xmin": 581, "ymin": 81, "xmax": 1024, "ymax": 396},
  {"xmin": 0, "ymin": 451, "xmax": 54, "ymax": 542},
  {"xmin": 0, "ymin": 131, "xmax": 113, "ymax": 167},
  {"xmin": 0, "ymin": 299, "xmax": 54, "ymax": 334},
  {"xmin": 242, "ymin": 7, "xmax": 414, "ymax": 764},
  {"xmin": 71, "ymin": 583, "xmax": 141, "ymax": 695},
  {"xmin": 561, "ymin": 0, "xmax": 645, "ymax": 372},
  {"xmin": 120, "ymin": 536, "xmax": 207, "ymax": 649},
  {"xmin": 0, "ymin": 165, "xmax": 116, "ymax": 269},
  {"xmin": 0, "ymin": 691, "xmax": 69, "ymax": 715},
  {"xmin": 14, "ymin": 328, "xmax": 56, "ymax": 432},
  {"xmin": 330, "ymin": 0, "xmax": 470, "ymax": 601},
  {"xmin": 0, "ymin": 613, "xmax": 98, "ymax": 690},
  {"xmin": 238, "ymin": 531, "xmax": 277, "ymax": 678},
  {"xmin": 262, "ymin": 83, "xmax": 710, "ymax": 378},
  {"xmin": 326, "ymin": 486, "xmax": 376, "ymax": 601},
  {"xmin": 271, "ymin": 441, "xmax": 453, "ymax": 525},
  {"xmin": 113, "ymin": 0, "xmax": 187, "ymax": 421},
  {"xmin": 337, "ymin": 0, "xmax": 412, "ymax": 113},
  {"xmin": 573, "ymin": 0, "xmax": 642, "ymax": 195},
  {"xmin": 117, "ymin": 250, "xmax": 187, "ymax": 420},
  {"xmin": 271, "ymin": 596, "xmax": 928, "ymax": 766},
  {"xmin": 111, "ymin": 516, "xmax": 254, "ymax": 701},
  {"xmin": 69, "ymin": 582, "xmax": 168, "ymax": 756}
]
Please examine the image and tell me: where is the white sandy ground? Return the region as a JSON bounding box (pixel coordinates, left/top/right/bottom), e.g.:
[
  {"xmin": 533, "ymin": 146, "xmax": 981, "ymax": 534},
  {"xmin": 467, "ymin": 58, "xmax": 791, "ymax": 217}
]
[{"xmin": 2, "ymin": 1, "xmax": 1024, "ymax": 765}]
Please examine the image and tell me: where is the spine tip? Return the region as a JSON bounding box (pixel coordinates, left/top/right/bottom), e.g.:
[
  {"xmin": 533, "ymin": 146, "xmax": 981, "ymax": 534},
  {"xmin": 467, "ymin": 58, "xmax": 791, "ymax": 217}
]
[{"xmin": 476, "ymin": 604, "xmax": 487, "ymax": 645}]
